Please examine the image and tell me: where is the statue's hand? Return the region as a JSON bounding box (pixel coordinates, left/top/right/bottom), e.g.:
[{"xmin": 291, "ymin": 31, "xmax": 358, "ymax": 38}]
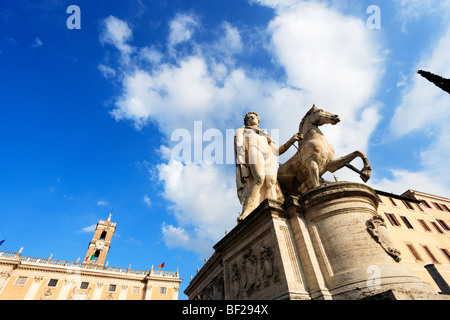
[{"xmin": 291, "ymin": 133, "xmax": 303, "ymax": 143}]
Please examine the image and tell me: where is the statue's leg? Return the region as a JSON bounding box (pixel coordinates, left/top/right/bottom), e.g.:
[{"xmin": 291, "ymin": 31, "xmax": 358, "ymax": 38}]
[
  {"xmin": 265, "ymin": 155, "xmax": 283, "ymax": 201},
  {"xmin": 240, "ymin": 149, "xmax": 266, "ymax": 220}
]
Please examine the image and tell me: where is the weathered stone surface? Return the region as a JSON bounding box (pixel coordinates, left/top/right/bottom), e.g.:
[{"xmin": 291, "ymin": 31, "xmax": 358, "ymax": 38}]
[{"xmin": 185, "ymin": 182, "xmax": 442, "ymax": 300}]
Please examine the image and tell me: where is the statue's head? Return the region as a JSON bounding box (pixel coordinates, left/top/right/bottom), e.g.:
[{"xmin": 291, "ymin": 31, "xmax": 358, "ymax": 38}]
[{"xmin": 244, "ymin": 112, "xmax": 260, "ymax": 126}]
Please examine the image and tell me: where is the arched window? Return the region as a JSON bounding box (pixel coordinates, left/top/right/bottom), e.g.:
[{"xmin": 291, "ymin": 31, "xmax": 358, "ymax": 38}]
[
  {"xmin": 100, "ymin": 230, "xmax": 107, "ymax": 240},
  {"xmin": 94, "ymin": 250, "xmax": 100, "ymax": 260}
]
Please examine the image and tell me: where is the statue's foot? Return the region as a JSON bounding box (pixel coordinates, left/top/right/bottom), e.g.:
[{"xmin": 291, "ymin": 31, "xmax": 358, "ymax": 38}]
[{"xmin": 237, "ymin": 211, "xmax": 250, "ymax": 223}]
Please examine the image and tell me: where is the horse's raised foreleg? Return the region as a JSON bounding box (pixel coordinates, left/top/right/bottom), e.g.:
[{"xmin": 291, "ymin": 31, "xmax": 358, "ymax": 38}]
[{"xmin": 326, "ymin": 150, "xmax": 372, "ymax": 182}]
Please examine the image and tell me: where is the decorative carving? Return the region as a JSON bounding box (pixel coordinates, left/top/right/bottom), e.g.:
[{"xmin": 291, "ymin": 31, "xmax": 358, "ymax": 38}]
[
  {"xmin": 194, "ymin": 274, "xmax": 225, "ymax": 300},
  {"xmin": 229, "ymin": 246, "xmax": 280, "ymax": 298},
  {"xmin": 242, "ymin": 249, "xmax": 260, "ymax": 296},
  {"xmin": 70, "ymin": 286, "xmax": 91, "ymax": 300},
  {"xmin": 104, "ymin": 293, "xmax": 114, "ymax": 300},
  {"xmin": 367, "ymin": 214, "xmax": 402, "ymax": 262},
  {"xmin": 64, "ymin": 279, "xmax": 73, "ymax": 286},
  {"xmin": 40, "ymin": 289, "xmax": 53, "ymax": 300},
  {"xmin": 260, "ymin": 246, "xmax": 279, "ymax": 287},
  {"xmin": 231, "ymin": 263, "xmax": 241, "ymax": 299}
]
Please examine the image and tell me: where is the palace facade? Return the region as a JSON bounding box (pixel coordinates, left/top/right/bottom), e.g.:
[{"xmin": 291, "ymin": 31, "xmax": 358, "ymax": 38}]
[{"xmin": 0, "ymin": 214, "xmax": 182, "ymax": 300}]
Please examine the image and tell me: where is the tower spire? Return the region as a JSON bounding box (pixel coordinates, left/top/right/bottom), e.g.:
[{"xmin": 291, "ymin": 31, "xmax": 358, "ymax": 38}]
[{"xmin": 107, "ymin": 205, "xmax": 114, "ymax": 221}]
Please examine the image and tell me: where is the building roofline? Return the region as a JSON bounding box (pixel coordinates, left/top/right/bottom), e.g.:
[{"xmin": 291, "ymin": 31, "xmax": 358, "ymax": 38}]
[
  {"xmin": 401, "ymin": 189, "xmax": 450, "ymax": 202},
  {"xmin": 375, "ymin": 189, "xmax": 422, "ymax": 204}
]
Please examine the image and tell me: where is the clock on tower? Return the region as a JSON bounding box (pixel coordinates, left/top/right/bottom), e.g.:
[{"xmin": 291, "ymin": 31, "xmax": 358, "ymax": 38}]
[{"xmin": 84, "ymin": 213, "xmax": 116, "ymax": 265}]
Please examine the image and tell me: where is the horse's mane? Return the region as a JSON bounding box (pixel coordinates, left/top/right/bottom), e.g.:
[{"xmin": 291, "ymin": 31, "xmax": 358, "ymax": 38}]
[{"xmin": 298, "ymin": 106, "xmax": 316, "ymax": 133}]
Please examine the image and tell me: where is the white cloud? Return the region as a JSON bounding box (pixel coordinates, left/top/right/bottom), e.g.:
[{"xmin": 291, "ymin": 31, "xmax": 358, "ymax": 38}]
[
  {"xmin": 139, "ymin": 46, "xmax": 163, "ymax": 64},
  {"xmin": 395, "ymin": 0, "xmax": 450, "ymax": 20},
  {"xmin": 97, "ymin": 200, "xmax": 109, "ymax": 206},
  {"xmin": 394, "ymin": 0, "xmax": 450, "ymax": 33},
  {"xmin": 98, "ymin": 64, "xmax": 116, "ymax": 78},
  {"xmin": 369, "ymin": 169, "xmax": 450, "ymax": 198},
  {"xmin": 31, "ymin": 37, "xmax": 42, "ymax": 48},
  {"xmin": 100, "ymin": 15, "xmax": 134, "ymax": 63},
  {"xmin": 168, "ymin": 13, "xmax": 199, "ymax": 48},
  {"xmin": 81, "ymin": 224, "xmax": 96, "ymax": 233},
  {"xmin": 390, "ymin": 27, "xmax": 450, "ymax": 137},
  {"xmin": 158, "ymin": 160, "xmax": 240, "ymax": 255},
  {"xmin": 143, "ymin": 194, "xmax": 152, "ymax": 207},
  {"xmin": 265, "ymin": 0, "xmax": 384, "ymax": 154},
  {"xmin": 386, "ymin": 26, "xmax": 450, "ymax": 193}
]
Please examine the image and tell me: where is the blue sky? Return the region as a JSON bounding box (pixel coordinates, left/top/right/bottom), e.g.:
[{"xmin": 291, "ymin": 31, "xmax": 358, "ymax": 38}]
[{"xmin": 1, "ymin": 0, "xmax": 450, "ymax": 299}]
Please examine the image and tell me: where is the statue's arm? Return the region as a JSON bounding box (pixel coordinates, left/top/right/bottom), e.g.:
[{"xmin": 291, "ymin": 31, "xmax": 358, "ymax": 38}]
[
  {"xmin": 235, "ymin": 128, "xmax": 246, "ymax": 165},
  {"xmin": 274, "ymin": 133, "xmax": 303, "ymax": 156}
]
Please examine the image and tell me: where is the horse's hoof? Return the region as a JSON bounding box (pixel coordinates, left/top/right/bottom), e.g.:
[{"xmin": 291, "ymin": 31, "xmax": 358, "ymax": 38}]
[{"xmin": 360, "ymin": 171, "xmax": 371, "ymax": 182}]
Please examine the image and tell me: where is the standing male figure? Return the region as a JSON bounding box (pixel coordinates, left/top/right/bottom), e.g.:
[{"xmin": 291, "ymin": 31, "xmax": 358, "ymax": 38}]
[{"xmin": 234, "ymin": 112, "xmax": 302, "ymax": 222}]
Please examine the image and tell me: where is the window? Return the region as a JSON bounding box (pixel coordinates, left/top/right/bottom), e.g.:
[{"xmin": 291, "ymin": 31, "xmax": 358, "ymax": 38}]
[
  {"xmin": 402, "ymin": 200, "xmax": 414, "ymax": 210},
  {"xmin": 108, "ymin": 284, "xmax": 117, "ymax": 292},
  {"xmin": 159, "ymin": 287, "xmax": 167, "ymax": 295},
  {"xmin": 80, "ymin": 282, "xmax": 89, "ymax": 290},
  {"xmin": 376, "ymin": 195, "xmax": 383, "ymax": 204},
  {"xmin": 400, "ymin": 216, "xmax": 414, "ymax": 229},
  {"xmin": 389, "ymin": 198, "xmax": 397, "ymax": 207},
  {"xmin": 405, "ymin": 243, "xmax": 423, "ymax": 261},
  {"xmin": 417, "ymin": 219, "xmax": 432, "ymax": 232},
  {"xmin": 100, "ymin": 230, "xmax": 107, "ymax": 240},
  {"xmin": 439, "ymin": 248, "xmax": 450, "ymax": 263},
  {"xmin": 437, "ymin": 219, "xmax": 450, "ymax": 231},
  {"xmin": 47, "ymin": 279, "xmax": 58, "ymax": 287},
  {"xmin": 93, "ymin": 250, "xmax": 100, "ymax": 260},
  {"xmin": 422, "ymin": 245, "xmax": 440, "ymax": 264},
  {"xmin": 385, "ymin": 212, "xmax": 401, "ymax": 227},
  {"xmin": 430, "ymin": 221, "xmax": 444, "ymax": 234},
  {"xmin": 433, "ymin": 202, "xmax": 444, "ymax": 211},
  {"xmin": 416, "ymin": 203, "xmax": 424, "ymax": 212},
  {"xmin": 14, "ymin": 276, "xmax": 28, "ymax": 286},
  {"xmin": 422, "ymin": 200, "xmax": 432, "ymax": 208},
  {"xmin": 442, "ymin": 204, "xmax": 450, "ymax": 212},
  {"xmin": 131, "ymin": 286, "xmax": 140, "ymax": 295}
]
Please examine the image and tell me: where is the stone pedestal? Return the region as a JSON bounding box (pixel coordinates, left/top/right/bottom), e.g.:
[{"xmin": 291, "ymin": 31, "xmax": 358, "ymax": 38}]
[
  {"xmin": 184, "ymin": 182, "xmax": 439, "ymax": 300},
  {"xmin": 295, "ymin": 182, "xmax": 437, "ymax": 300}
]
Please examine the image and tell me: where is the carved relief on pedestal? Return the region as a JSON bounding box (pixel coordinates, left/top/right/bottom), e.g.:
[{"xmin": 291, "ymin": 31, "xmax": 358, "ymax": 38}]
[
  {"xmin": 367, "ymin": 214, "xmax": 402, "ymax": 262},
  {"xmin": 260, "ymin": 246, "xmax": 279, "ymax": 287},
  {"xmin": 194, "ymin": 274, "xmax": 225, "ymax": 300},
  {"xmin": 229, "ymin": 245, "xmax": 279, "ymax": 298},
  {"xmin": 231, "ymin": 263, "xmax": 241, "ymax": 299}
]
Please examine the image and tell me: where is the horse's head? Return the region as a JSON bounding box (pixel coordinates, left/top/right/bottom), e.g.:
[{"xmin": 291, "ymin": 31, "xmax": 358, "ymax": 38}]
[
  {"xmin": 309, "ymin": 104, "xmax": 340, "ymax": 126},
  {"xmin": 299, "ymin": 104, "xmax": 341, "ymax": 133}
]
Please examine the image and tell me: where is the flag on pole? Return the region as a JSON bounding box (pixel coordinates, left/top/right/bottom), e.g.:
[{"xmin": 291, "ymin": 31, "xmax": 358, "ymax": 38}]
[
  {"xmin": 0, "ymin": 239, "xmax": 5, "ymax": 246},
  {"xmin": 84, "ymin": 254, "xmax": 94, "ymax": 261},
  {"xmin": 157, "ymin": 262, "xmax": 165, "ymax": 269}
]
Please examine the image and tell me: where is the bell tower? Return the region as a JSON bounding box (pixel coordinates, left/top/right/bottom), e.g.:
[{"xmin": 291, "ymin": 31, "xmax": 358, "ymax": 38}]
[{"xmin": 84, "ymin": 212, "xmax": 116, "ymax": 265}]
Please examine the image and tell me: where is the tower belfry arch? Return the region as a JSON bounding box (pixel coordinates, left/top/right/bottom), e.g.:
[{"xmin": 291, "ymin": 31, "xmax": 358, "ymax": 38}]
[{"xmin": 85, "ymin": 211, "xmax": 116, "ymax": 265}]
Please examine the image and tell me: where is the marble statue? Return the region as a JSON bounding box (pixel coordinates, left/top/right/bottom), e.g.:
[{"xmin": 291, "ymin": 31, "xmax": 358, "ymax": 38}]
[{"xmin": 234, "ymin": 112, "xmax": 301, "ymax": 222}]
